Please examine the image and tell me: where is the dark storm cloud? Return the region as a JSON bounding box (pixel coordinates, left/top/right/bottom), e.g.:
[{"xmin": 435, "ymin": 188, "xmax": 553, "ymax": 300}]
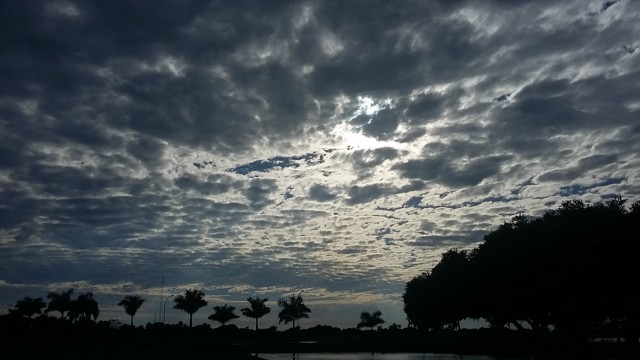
[
  {"xmin": 309, "ymin": 52, "xmax": 425, "ymax": 97},
  {"xmin": 174, "ymin": 173, "xmax": 240, "ymax": 195},
  {"xmin": 308, "ymin": 184, "xmax": 337, "ymax": 202},
  {"xmin": 0, "ymin": 0, "xmax": 323, "ymax": 156},
  {"xmin": 0, "ymin": 0, "xmax": 207, "ymax": 97},
  {"xmin": 126, "ymin": 135, "xmax": 167, "ymax": 166},
  {"xmin": 396, "ymin": 127, "xmax": 427, "ymax": 143},
  {"xmin": 350, "ymin": 147, "xmax": 400, "ymax": 170},
  {"xmin": 400, "ymin": 88, "xmax": 465, "ymax": 125},
  {"xmin": 393, "ymin": 137, "xmax": 512, "ymax": 187},
  {"xmin": 346, "ymin": 184, "xmax": 396, "ymax": 205},
  {"xmin": 393, "ymin": 155, "xmax": 510, "ymax": 187},
  {"xmin": 486, "ymin": 72, "xmax": 640, "ymax": 161},
  {"xmin": 15, "ymin": 164, "xmax": 124, "ymax": 197},
  {"xmin": 244, "ymin": 178, "xmax": 278, "ymax": 209},
  {"xmin": 305, "ymin": 0, "xmax": 502, "ymax": 96},
  {"xmin": 0, "ymin": 192, "xmax": 38, "ymax": 230},
  {"xmin": 558, "ymin": 177, "xmax": 626, "ymax": 196},
  {"xmin": 113, "ymin": 69, "xmax": 262, "ymax": 152},
  {"xmin": 351, "ymin": 108, "xmax": 401, "ymax": 140},
  {"xmin": 405, "ymin": 93, "xmax": 447, "ymax": 120},
  {"xmin": 53, "ymin": 119, "xmax": 120, "ymax": 149},
  {"xmin": 538, "ymin": 154, "xmax": 619, "ymax": 182}
]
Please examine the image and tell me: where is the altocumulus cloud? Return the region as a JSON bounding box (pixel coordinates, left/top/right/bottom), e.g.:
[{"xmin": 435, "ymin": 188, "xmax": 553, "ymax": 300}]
[{"xmin": 1, "ymin": 0, "xmax": 639, "ymax": 328}]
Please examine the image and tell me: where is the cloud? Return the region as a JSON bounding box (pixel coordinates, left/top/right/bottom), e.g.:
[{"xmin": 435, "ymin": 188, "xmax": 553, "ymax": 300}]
[
  {"xmin": 243, "ymin": 178, "xmax": 278, "ymax": 209},
  {"xmin": 308, "ymin": 184, "xmax": 337, "ymax": 202},
  {"xmin": 537, "ymin": 154, "xmax": 619, "ymax": 182},
  {"xmin": 350, "ymin": 147, "xmax": 400, "ymax": 170},
  {"xmin": 346, "ymin": 184, "xmax": 397, "ymax": 205},
  {"xmin": 393, "ymin": 151, "xmax": 511, "ymax": 188}
]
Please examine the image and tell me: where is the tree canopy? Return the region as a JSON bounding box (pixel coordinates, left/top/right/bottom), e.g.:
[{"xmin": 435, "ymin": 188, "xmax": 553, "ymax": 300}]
[
  {"xmin": 173, "ymin": 289, "xmax": 207, "ymax": 327},
  {"xmin": 208, "ymin": 304, "xmax": 239, "ymax": 326},
  {"xmin": 357, "ymin": 310, "xmax": 385, "ymax": 330},
  {"xmin": 46, "ymin": 288, "xmax": 74, "ymax": 319},
  {"xmin": 403, "ymin": 198, "xmax": 640, "ymax": 342},
  {"xmin": 277, "ymin": 293, "xmax": 311, "ymax": 329},
  {"xmin": 118, "ymin": 295, "xmax": 145, "ymax": 326},
  {"xmin": 241, "ymin": 297, "xmax": 271, "ymax": 330},
  {"xmin": 68, "ymin": 292, "xmax": 100, "ymax": 322},
  {"xmin": 10, "ymin": 297, "xmax": 46, "ymax": 318}
]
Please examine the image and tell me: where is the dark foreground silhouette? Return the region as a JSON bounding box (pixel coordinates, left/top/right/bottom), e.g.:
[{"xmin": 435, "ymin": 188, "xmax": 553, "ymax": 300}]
[
  {"xmin": 405, "ymin": 198, "xmax": 640, "ymax": 343},
  {"xmin": 1, "ymin": 317, "xmax": 639, "ymax": 359}
]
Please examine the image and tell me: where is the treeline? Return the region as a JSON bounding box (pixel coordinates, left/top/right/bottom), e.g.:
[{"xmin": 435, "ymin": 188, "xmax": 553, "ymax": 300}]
[
  {"xmin": 7, "ymin": 289, "xmax": 98, "ymax": 322},
  {"xmin": 4, "ymin": 289, "xmax": 314, "ymax": 330},
  {"xmin": 403, "ymin": 197, "xmax": 640, "ymax": 342}
]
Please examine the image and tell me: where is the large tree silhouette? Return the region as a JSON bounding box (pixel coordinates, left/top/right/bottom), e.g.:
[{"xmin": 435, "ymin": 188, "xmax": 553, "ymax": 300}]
[
  {"xmin": 118, "ymin": 295, "xmax": 146, "ymax": 326},
  {"xmin": 241, "ymin": 297, "xmax": 271, "ymax": 330},
  {"xmin": 208, "ymin": 304, "xmax": 239, "ymax": 326},
  {"xmin": 277, "ymin": 293, "xmax": 311, "ymax": 330},
  {"xmin": 404, "ymin": 249, "xmax": 470, "ymax": 331},
  {"xmin": 46, "ymin": 288, "xmax": 74, "ymax": 320},
  {"xmin": 68, "ymin": 292, "xmax": 99, "ymax": 322},
  {"xmin": 173, "ymin": 289, "xmax": 207, "ymax": 327},
  {"xmin": 403, "ymin": 197, "xmax": 640, "ymax": 342},
  {"xmin": 357, "ymin": 310, "xmax": 385, "ymax": 330},
  {"xmin": 10, "ymin": 296, "xmax": 46, "ymax": 318}
]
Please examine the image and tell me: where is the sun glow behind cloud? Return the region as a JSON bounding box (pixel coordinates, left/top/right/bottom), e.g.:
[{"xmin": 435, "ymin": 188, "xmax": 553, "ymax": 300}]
[{"xmin": 332, "ymin": 96, "xmax": 404, "ymax": 151}]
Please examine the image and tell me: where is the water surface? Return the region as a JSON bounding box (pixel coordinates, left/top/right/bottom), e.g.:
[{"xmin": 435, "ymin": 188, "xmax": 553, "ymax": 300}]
[{"xmin": 260, "ymin": 354, "xmax": 524, "ymax": 360}]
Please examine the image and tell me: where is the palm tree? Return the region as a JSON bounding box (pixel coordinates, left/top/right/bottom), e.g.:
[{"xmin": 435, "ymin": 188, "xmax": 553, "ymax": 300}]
[
  {"xmin": 10, "ymin": 297, "xmax": 46, "ymax": 318},
  {"xmin": 357, "ymin": 310, "xmax": 385, "ymax": 330},
  {"xmin": 241, "ymin": 297, "xmax": 271, "ymax": 330},
  {"xmin": 118, "ymin": 295, "xmax": 146, "ymax": 326},
  {"xmin": 208, "ymin": 304, "xmax": 239, "ymax": 326},
  {"xmin": 277, "ymin": 293, "xmax": 311, "ymax": 330},
  {"xmin": 68, "ymin": 292, "xmax": 100, "ymax": 322},
  {"xmin": 173, "ymin": 288, "xmax": 207, "ymax": 327},
  {"xmin": 46, "ymin": 288, "xmax": 74, "ymax": 319}
]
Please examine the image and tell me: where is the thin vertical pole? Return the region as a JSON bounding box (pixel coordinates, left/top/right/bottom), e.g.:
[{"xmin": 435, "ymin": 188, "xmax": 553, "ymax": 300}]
[{"xmin": 159, "ymin": 275, "xmax": 164, "ymax": 322}]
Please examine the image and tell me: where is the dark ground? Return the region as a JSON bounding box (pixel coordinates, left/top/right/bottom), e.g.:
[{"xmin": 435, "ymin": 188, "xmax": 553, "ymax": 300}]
[{"xmin": 1, "ymin": 317, "xmax": 638, "ymax": 360}]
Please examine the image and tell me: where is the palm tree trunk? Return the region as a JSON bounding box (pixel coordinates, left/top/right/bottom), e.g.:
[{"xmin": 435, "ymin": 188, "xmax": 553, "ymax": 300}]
[
  {"xmin": 255, "ymin": 318, "xmax": 258, "ymax": 331},
  {"xmin": 130, "ymin": 315, "xmax": 134, "ymax": 326},
  {"xmin": 189, "ymin": 313, "xmax": 193, "ymax": 327}
]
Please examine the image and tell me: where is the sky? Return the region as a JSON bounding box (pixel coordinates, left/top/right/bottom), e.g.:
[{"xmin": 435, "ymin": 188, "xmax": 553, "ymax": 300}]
[{"xmin": 1, "ymin": 0, "xmax": 639, "ymax": 329}]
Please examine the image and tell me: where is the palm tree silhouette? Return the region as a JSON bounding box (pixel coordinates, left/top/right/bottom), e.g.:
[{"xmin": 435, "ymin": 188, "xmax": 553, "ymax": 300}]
[
  {"xmin": 46, "ymin": 289, "xmax": 74, "ymax": 320},
  {"xmin": 277, "ymin": 293, "xmax": 311, "ymax": 330},
  {"xmin": 357, "ymin": 310, "xmax": 385, "ymax": 330},
  {"xmin": 241, "ymin": 297, "xmax": 271, "ymax": 330},
  {"xmin": 208, "ymin": 304, "xmax": 239, "ymax": 326},
  {"xmin": 69, "ymin": 292, "xmax": 99, "ymax": 322},
  {"xmin": 10, "ymin": 296, "xmax": 46, "ymax": 318},
  {"xmin": 118, "ymin": 295, "xmax": 146, "ymax": 326},
  {"xmin": 173, "ymin": 289, "xmax": 207, "ymax": 327}
]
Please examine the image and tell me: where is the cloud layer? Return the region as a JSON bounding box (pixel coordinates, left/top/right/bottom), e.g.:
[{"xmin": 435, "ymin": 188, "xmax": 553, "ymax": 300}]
[{"xmin": 1, "ymin": 0, "xmax": 639, "ymax": 328}]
